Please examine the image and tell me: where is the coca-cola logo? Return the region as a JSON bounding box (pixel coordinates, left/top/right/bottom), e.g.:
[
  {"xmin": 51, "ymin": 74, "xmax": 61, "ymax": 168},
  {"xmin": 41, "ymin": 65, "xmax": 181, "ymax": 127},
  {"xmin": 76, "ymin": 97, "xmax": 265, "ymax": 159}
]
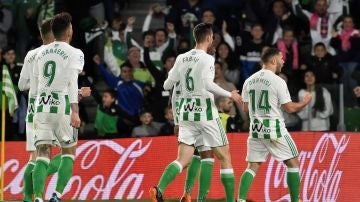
[
  {"xmin": 265, "ymin": 133, "xmax": 350, "ymax": 202},
  {"xmin": 4, "ymin": 139, "xmax": 152, "ymax": 200}
]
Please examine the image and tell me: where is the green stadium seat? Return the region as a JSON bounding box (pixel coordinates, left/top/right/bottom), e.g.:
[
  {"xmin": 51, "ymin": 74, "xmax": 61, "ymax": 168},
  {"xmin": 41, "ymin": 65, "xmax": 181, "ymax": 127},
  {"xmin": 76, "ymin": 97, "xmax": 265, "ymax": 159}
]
[{"xmin": 345, "ymin": 107, "xmax": 360, "ymax": 132}]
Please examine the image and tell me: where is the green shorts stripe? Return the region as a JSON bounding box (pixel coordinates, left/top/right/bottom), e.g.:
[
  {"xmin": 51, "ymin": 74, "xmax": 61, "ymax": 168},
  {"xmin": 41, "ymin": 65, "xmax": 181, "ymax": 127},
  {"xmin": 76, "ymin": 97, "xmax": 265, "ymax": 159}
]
[
  {"xmin": 216, "ymin": 118, "xmax": 227, "ymax": 145},
  {"xmin": 287, "ymin": 135, "xmax": 298, "ymax": 156},
  {"xmin": 284, "ymin": 135, "xmax": 297, "ymax": 157}
]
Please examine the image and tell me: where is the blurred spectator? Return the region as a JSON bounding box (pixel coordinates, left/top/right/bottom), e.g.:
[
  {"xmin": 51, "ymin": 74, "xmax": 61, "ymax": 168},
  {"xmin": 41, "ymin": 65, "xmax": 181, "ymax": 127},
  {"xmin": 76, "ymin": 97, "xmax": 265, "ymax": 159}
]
[
  {"xmin": 94, "ymin": 55, "xmax": 145, "ymax": 119},
  {"xmin": 240, "ymin": 23, "xmax": 266, "ymax": 81},
  {"xmin": 103, "ymin": 14, "xmax": 128, "ymax": 76},
  {"xmin": 159, "ymin": 106, "xmax": 175, "ymax": 135},
  {"xmin": 131, "ymin": 110, "xmax": 163, "ymax": 137},
  {"xmin": 12, "ymin": 0, "xmax": 41, "ymax": 60},
  {"xmin": 216, "ymin": 97, "xmax": 240, "ymax": 132},
  {"xmin": 0, "ymin": 2, "xmax": 12, "ymax": 48},
  {"xmin": 143, "ymin": 45, "xmax": 176, "ymax": 122},
  {"xmin": 123, "ymin": 47, "xmax": 154, "ymax": 85},
  {"xmin": 129, "ymin": 15, "xmax": 176, "ymax": 71},
  {"xmin": 167, "ymin": 0, "xmax": 208, "ymax": 39},
  {"xmin": 278, "ymin": 73, "xmax": 301, "ymax": 131},
  {"xmin": 331, "ymin": 15, "xmax": 360, "ymax": 107},
  {"xmin": 177, "ymin": 38, "xmax": 191, "ymax": 54},
  {"xmin": 216, "ymin": 42, "xmax": 241, "ymax": 86},
  {"xmin": 354, "ymin": 86, "xmax": 360, "ymax": 97},
  {"xmin": 306, "ymin": 42, "xmax": 342, "ymax": 85},
  {"xmin": 2, "ymin": 46, "xmax": 26, "ymax": 137},
  {"xmin": 276, "ymin": 27, "xmax": 302, "ymax": 95},
  {"xmin": 214, "ymin": 62, "xmax": 249, "ymax": 130},
  {"xmin": 298, "ymin": 70, "xmax": 333, "ymax": 131},
  {"xmin": 36, "ymin": 0, "xmax": 55, "ymax": 27},
  {"xmin": 142, "ymin": 3, "xmax": 168, "ymax": 32},
  {"xmin": 292, "ymin": 0, "xmax": 342, "ymax": 55},
  {"xmin": 94, "ymin": 89, "xmax": 119, "ymax": 138},
  {"xmin": 264, "ymin": 0, "xmax": 299, "ymax": 45}
]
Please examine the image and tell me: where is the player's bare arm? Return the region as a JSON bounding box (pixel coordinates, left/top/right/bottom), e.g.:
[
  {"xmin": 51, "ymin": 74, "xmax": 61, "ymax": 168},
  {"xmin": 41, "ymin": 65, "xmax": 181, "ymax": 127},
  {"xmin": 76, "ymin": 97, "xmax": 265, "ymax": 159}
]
[
  {"xmin": 282, "ymin": 92, "xmax": 312, "ymax": 113},
  {"xmin": 70, "ymin": 103, "xmax": 81, "ymax": 128}
]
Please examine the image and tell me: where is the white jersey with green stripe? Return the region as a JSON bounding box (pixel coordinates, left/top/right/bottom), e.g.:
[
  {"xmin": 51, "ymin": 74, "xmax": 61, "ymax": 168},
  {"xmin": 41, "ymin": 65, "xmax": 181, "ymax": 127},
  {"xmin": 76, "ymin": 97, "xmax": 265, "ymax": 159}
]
[
  {"xmin": 20, "ymin": 46, "xmax": 43, "ymax": 122},
  {"xmin": 242, "ymin": 69, "xmax": 292, "ymax": 139},
  {"xmin": 168, "ymin": 49, "xmax": 219, "ymax": 122},
  {"xmin": 34, "ymin": 41, "xmax": 84, "ymax": 115}
]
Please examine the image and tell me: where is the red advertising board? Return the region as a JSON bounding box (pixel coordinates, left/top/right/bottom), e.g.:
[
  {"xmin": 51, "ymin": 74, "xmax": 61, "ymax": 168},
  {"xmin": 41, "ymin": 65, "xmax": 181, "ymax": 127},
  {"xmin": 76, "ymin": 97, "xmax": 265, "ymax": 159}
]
[{"xmin": 2, "ymin": 132, "xmax": 360, "ymax": 201}]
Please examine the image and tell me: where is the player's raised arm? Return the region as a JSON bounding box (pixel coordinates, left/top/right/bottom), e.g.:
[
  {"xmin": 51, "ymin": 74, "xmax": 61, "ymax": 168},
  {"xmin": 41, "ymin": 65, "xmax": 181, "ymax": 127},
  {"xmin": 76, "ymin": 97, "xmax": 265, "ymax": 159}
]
[
  {"xmin": 163, "ymin": 57, "xmax": 180, "ymax": 90},
  {"xmin": 18, "ymin": 53, "xmax": 32, "ymax": 91},
  {"xmin": 282, "ymin": 92, "xmax": 312, "ymax": 113}
]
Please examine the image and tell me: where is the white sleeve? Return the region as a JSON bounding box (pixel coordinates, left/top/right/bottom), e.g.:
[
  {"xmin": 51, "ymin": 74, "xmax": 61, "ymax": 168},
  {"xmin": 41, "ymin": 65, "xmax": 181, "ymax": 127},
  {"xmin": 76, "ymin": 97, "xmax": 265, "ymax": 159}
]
[
  {"xmin": 277, "ymin": 79, "xmax": 292, "ymax": 104},
  {"xmin": 297, "ymin": 89, "xmax": 309, "ymax": 120},
  {"xmin": 33, "ymin": 59, "xmax": 40, "ymax": 96},
  {"xmin": 202, "ymin": 56, "xmax": 215, "ymax": 80},
  {"xmin": 104, "ymin": 46, "xmax": 121, "ymax": 76},
  {"xmin": 204, "ymin": 78, "xmax": 231, "ymax": 97},
  {"xmin": 163, "ymin": 57, "xmax": 180, "ymax": 90},
  {"xmin": 171, "ymin": 87, "xmax": 179, "ymax": 125},
  {"xmin": 142, "ymin": 14, "xmax": 152, "ymax": 32},
  {"xmin": 70, "ymin": 49, "xmax": 85, "ymax": 73},
  {"xmin": 223, "ymin": 33, "xmax": 235, "ymax": 51},
  {"xmin": 241, "ymin": 80, "xmax": 249, "ymax": 102},
  {"xmin": 18, "ymin": 54, "xmax": 31, "ymax": 91},
  {"xmin": 68, "ymin": 68, "xmax": 79, "ymax": 104}
]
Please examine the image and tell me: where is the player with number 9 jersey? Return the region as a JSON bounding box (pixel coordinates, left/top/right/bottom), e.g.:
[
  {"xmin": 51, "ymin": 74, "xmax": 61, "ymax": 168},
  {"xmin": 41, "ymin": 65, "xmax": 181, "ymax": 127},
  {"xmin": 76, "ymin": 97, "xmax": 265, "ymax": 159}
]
[{"xmin": 33, "ymin": 41, "xmax": 84, "ymax": 148}]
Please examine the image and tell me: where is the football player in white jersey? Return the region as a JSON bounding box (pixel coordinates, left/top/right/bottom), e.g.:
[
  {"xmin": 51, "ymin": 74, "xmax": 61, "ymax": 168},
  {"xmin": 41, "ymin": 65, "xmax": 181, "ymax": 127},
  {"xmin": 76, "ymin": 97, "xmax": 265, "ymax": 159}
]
[
  {"xmin": 31, "ymin": 13, "xmax": 84, "ymax": 202},
  {"xmin": 238, "ymin": 48, "xmax": 312, "ymax": 202},
  {"xmin": 149, "ymin": 23, "xmax": 242, "ymax": 202}
]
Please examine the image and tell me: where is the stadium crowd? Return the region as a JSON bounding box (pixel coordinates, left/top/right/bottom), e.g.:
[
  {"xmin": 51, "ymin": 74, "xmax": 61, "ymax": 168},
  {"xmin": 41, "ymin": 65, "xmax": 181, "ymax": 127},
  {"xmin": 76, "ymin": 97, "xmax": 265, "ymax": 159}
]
[{"xmin": 1, "ymin": 0, "xmax": 360, "ymax": 140}]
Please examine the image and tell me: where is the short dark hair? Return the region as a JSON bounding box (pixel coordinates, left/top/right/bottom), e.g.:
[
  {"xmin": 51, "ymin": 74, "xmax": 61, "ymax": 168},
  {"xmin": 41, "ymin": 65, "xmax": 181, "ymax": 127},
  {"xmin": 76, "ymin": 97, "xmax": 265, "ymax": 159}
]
[
  {"xmin": 314, "ymin": 42, "xmax": 326, "ymax": 49},
  {"xmin": 193, "ymin": 23, "xmax": 213, "ymax": 43},
  {"xmin": 40, "ymin": 19, "xmax": 53, "ymax": 36},
  {"xmin": 161, "ymin": 51, "xmax": 176, "ymax": 64},
  {"xmin": 103, "ymin": 89, "xmax": 116, "ymax": 98},
  {"xmin": 261, "ymin": 48, "xmax": 280, "ymax": 64},
  {"xmin": 155, "ymin": 28, "xmax": 168, "ymax": 38},
  {"xmin": 142, "ymin": 30, "xmax": 155, "ymax": 40},
  {"xmin": 51, "ymin": 12, "xmax": 72, "ymax": 39}
]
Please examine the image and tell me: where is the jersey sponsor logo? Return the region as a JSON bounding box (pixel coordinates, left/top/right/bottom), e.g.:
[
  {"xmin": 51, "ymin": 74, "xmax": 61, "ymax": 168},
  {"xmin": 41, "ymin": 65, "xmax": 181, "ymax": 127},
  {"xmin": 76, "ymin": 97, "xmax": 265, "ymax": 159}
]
[
  {"xmin": 251, "ymin": 119, "xmax": 271, "ymax": 133},
  {"xmin": 38, "ymin": 93, "xmax": 60, "ymax": 106},
  {"xmin": 183, "ymin": 102, "xmax": 203, "ymax": 112}
]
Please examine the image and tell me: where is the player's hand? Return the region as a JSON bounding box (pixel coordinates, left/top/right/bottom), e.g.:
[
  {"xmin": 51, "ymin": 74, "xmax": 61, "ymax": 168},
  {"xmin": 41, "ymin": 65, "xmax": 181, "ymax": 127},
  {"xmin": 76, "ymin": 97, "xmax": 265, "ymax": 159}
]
[
  {"xmin": 230, "ymin": 90, "xmax": 242, "ymax": 104},
  {"xmin": 354, "ymin": 86, "xmax": 360, "ymax": 97},
  {"xmin": 93, "ymin": 54, "xmax": 101, "ymax": 65},
  {"xmin": 127, "ymin": 16, "xmax": 136, "ymax": 27},
  {"xmin": 302, "ymin": 92, "xmax": 312, "ymax": 105},
  {"xmin": 71, "ymin": 112, "xmax": 81, "ymax": 128},
  {"xmin": 222, "ymin": 20, "xmax": 227, "ymax": 33},
  {"xmin": 80, "ymin": 87, "xmax": 91, "ymax": 98},
  {"xmin": 173, "ymin": 125, "xmax": 179, "ymax": 137}
]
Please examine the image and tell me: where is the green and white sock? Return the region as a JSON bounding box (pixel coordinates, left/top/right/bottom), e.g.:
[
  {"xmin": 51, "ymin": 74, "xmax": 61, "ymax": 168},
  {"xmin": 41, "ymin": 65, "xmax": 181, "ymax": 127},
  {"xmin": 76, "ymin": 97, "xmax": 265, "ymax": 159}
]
[
  {"xmin": 220, "ymin": 169, "xmax": 235, "ymax": 202},
  {"xmin": 287, "ymin": 167, "xmax": 300, "ymax": 202},
  {"xmin": 184, "ymin": 155, "xmax": 200, "ymax": 194},
  {"xmin": 23, "ymin": 160, "xmax": 35, "ymax": 202},
  {"xmin": 56, "ymin": 155, "xmax": 75, "ymax": 196},
  {"xmin": 47, "ymin": 153, "xmax": 61, "ymax": 176},
  {"xmin": 238, "ymin": 168, "xmax": 255, "ymax": 200},
  {"xmin": 32, "ymin": 157, "xmax": 50, "ymax": 199},
  {"xmin": 198, "ymin": 158, "xmax": 214, "ymax": 201},
  {"xmin": 157, "ymin": 160, "xmax": 182, "ymax": 194}
]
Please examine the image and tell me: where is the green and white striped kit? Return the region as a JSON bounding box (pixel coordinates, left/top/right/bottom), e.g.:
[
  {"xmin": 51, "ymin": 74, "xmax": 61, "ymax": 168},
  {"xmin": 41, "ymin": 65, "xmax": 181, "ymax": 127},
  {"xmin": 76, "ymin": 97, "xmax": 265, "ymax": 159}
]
[{"xmin": 36, "ymin": 91, "xmax": 70, "ymax": 115}]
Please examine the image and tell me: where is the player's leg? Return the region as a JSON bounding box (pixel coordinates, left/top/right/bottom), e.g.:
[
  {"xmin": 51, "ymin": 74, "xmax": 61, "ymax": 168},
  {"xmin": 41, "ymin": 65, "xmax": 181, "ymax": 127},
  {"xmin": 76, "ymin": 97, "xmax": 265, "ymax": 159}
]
[
  {"xmin": 150, "ymin": 122, "xmax": 197, "ymax": 202},
  {"xmin": 238, "ymin": 137, "xmax": 268, "ymax": 201},
  {"xmin": 237, "ymin": 162, "xmax": 260, "ymax": 202},
  {"xmin": 204, "ymin": 118, "xmax": 235, "ymax": 202},
  {"xmin": 150, "ymin": 143, "xmax": 195, "ymax": 202},
  {"xmin": 23, "ymin": 123, "xmax": 36, "ymax": 202},
  {"xmin": 32, "ymin": 144, "xmax": 52, "ymax": 201},
  {"xmin": 181, "ymin": 149, "xmax": 201, "ymax": 201},
  {"xmin": 47, "ymin": 152, "xmax": 62, "ymax": 176},
  {"xmin": 50, "ymin": 115, "xmax": 78, "ymax": 201},
  {"xmin": 284, "ymin": 157, "xmax": 300, "ymax": 202},
  {"xmin": 267, "ymin": 133, "xmax": 300, "ymax": 202},
  {"xmin": 197, "ymin": 148, "xmax": 214, "ymax": 201},
  {"xmin": 23, "ymin": 152, "xmax": 36, "ymax": 202},
  {"xmin": 32, "ymin": 113, "xmax": 55, "ymax": 201}
]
